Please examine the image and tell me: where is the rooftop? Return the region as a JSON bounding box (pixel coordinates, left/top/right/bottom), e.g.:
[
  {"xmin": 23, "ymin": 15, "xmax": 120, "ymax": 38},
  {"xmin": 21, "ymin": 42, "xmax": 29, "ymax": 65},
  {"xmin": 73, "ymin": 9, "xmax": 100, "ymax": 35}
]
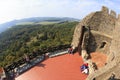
[{"xmin": 15, "ymin": 53, "xmax": 87, "ymax": 80}]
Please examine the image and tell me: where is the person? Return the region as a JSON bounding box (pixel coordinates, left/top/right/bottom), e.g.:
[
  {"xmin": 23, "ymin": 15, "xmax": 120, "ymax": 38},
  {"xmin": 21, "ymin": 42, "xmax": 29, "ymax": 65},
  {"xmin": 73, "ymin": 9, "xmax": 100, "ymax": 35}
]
[
  {"xmin": 24, "ymin": 54, "xmax": 30, "ymax": 64},
  {"xmin": 82, "ymin": 68, "xmax": 89, "ymax": 74},
  {"xmin": 45, "ymin": 52, "xmax": 50, "ymax": 59},
  {"xmin": 81, "ymin": 65, "xmax": 86, "ymax": 72},
  {"xmin": 68, "ymin": 48, "xmax": 70, "ymax": 53},
  {"xmin": 9, "ymin": 70, "xmax": 15, "ymax": 80},
  {"xmin": 81, "ymin": 63, "xmax": 89, "ymax": 74},
  {"xmin": 68, "ymin": 48, "xmax": 73, "ymax": 54},
  {"xmin": 83, "ymin": 63, "xmax": 88, "ymax": 68}
]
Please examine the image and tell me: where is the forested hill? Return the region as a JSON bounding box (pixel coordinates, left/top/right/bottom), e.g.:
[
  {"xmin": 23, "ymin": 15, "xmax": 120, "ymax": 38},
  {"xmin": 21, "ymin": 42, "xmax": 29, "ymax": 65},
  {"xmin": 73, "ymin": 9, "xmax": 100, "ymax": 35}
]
[
  {"xmin": 0, "ymin": 21, "xmax": 78, "ymax": 67},
  {"xmin": 0, "ymin": 17, "xmax": 79, "ymax": 33}
]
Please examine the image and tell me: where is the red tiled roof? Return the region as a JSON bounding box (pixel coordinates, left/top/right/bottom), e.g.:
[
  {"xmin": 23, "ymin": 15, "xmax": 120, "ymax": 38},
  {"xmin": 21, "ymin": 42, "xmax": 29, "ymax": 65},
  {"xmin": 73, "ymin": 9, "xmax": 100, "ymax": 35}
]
[{"xmin": 15, "ymin": 53, "xmax": 87, "ymax": 80}]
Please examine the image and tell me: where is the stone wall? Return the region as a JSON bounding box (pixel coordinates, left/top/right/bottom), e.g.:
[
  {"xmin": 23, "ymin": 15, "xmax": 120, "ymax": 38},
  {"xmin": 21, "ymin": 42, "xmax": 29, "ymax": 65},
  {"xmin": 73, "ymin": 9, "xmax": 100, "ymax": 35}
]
[
  {"xmin": 71, "ymin": 12, "xmax": 95, "ymax": 48},
  {"xmin": 88, "ymin": 33, "xmax": 112, "ymax": 54},
  {"xmin": 88, "ymin": 13, "xmax": 120, "ymax": 80},
  {"xmin": 110, "ymin": 10, "xmax": 116, "ymax": 18},
  {"xmin": 101, "ymin": 6, "xmax": 109, "ymax": 14},
  {"xmin": 94, "ymin": 63, "xmax": 120, "ymax": 80},
  {"xmin": 72, "ymin": 6, "xmax": 116, "ymax": 54},
  {"xmin": 109, "ymin": 14, "xmax": 120, "ymax": 63},
  {"xmin": 71, "ymin": 6, "xmax": 120, "ymax": 80},
  {"xmin": 86, "ymin": 60, "xmax": 117, "ymax": 80},
  {"xmin": 87, "ymin": 11, "xmax": 116, "ymax": 36}
]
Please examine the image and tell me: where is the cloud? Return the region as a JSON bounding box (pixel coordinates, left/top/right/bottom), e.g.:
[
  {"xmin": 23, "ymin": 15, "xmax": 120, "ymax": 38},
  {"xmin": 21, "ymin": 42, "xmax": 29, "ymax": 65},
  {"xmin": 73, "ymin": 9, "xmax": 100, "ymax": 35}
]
[{"xmin": 0, "ymin": 0, "xmax": 120, "ymax": 24}]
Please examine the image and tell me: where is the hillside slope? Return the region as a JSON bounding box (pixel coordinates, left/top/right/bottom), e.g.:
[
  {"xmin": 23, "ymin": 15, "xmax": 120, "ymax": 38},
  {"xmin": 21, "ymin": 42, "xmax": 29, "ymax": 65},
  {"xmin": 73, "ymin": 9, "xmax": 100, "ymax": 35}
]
[{"xmin": 0, "ymin": 21, "xmax": 78, "ymax": 67}]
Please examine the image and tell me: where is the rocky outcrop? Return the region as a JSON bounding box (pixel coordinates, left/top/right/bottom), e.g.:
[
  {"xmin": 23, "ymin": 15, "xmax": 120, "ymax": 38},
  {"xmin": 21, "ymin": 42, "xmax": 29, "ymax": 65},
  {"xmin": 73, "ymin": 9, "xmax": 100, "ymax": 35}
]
[{"xmin": 71, "ymin": 6, "xmax": 120, "ymax": 80}]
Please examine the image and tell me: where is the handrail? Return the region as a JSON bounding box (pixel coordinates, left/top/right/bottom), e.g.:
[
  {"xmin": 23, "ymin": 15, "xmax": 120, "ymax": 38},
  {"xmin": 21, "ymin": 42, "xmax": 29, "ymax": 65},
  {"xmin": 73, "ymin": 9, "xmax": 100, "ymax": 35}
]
[
  {"xmin": 48, "ymin": 49, "xmax": 68, "ymax": 58},
  {"xmin": 4, "ymin": 44, "xmax": 70, "ymax": 72},
  {"xmin": 6, "ymin": 55, "xmax": 45, "ymax": 79}
]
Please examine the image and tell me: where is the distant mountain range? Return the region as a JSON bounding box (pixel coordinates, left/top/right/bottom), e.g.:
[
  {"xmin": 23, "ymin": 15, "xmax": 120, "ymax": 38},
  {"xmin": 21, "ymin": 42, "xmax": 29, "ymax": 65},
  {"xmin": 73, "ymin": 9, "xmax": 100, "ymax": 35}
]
[{"xmin": 0, "ymin": 17, "xmax": 79, "ymax": 33}]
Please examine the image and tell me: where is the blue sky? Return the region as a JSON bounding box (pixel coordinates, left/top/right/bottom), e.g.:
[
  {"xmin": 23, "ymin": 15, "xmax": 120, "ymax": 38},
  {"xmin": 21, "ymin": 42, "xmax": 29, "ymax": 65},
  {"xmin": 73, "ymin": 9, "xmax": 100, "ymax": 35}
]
[{"xmin": 0, "ymin": 0, "xmax": 120, "ymax": 24}]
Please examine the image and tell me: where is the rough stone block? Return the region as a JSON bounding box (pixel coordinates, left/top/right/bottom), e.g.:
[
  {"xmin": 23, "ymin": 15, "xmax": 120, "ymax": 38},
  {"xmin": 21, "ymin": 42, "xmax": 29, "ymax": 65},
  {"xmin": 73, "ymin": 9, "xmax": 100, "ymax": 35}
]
[
  {"xmin": 81, "ymin": 50, "xmax": 89, "ymax": 61},
  {"xmin": 101, "ymin": 6, "xmax": 109, "ymax": 14},
  {"xmin": 118, "ymin": 14, "xmax": 120, "ymax": 21},
  {"xmin": 110, "ymin": 10, "xmax": 116, "ymax": 18},
  {"xmin": 71, "ymin": 6, "xmax": 120, "ymax": 80}
]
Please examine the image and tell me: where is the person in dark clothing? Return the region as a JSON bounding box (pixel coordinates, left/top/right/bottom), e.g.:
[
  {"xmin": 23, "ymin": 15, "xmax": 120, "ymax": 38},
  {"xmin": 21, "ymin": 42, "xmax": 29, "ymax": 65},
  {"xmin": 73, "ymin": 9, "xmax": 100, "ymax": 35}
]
[
  {"xmin": 24, "ymin": 54, "xmax": 30, "ymax": 64},
  {"xmin": 32, "ymin": 51, "xmax": 37, "ymax": 58},
  {"xmin": 68, "ymin": 48, "xmax": 73, "ymax": 54},
  {"xmin": 81, "ymin": 64, "xmax": 88, "ymax": 71}
]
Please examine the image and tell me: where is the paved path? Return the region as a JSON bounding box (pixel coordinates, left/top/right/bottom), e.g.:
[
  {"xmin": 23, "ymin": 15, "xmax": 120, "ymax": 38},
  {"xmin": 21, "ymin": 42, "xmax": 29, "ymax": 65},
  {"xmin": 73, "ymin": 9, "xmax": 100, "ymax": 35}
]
[{"xmin": 15, "ymin": 53, "xmax": 87, "ymax": 80}]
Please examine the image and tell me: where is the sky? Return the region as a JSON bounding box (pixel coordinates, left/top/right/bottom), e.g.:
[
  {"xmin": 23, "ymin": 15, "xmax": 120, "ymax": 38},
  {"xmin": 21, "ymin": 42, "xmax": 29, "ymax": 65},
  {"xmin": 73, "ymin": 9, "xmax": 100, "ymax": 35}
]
[{"xmin": 0, "ymin": 0, "xmax": 120, "ymax": 24}]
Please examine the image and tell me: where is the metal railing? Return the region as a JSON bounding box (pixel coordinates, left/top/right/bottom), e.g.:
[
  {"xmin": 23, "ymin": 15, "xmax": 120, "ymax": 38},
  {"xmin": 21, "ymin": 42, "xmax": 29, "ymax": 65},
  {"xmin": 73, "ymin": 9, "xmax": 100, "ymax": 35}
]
[
  {"xmin": 48, "ymin": 49, "xmax": 68, "ymax": 58},
  {"xmin": 3, "ymin": 44, "xmax": 71, "ymax": 80}
]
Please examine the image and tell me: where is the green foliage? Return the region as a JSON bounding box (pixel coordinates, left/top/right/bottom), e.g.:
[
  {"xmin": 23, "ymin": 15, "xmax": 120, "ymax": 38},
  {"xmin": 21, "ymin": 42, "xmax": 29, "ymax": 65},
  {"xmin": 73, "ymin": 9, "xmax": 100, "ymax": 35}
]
[{"xmin": 0, "ymin": 21, "xmax": 78, "ymax": 67}]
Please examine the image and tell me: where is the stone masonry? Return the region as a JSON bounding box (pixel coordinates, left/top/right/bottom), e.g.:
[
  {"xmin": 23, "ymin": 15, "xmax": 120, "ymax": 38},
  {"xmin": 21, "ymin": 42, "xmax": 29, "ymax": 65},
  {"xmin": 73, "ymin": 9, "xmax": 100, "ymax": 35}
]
[{"xmin": 71, "ymin": 6, "xmax": 120, "ymax": 80}]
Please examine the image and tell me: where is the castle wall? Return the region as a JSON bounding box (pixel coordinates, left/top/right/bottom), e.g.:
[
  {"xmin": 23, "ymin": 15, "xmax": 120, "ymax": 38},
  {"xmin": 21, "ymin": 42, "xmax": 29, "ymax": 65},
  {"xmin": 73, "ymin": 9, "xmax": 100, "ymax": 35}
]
[
  {"xmin": 87, "ymin": 10, "xmax": 120, "ymax": 80},
  {"xmin": 110, "ymin": 10, "xmax": 116, "ymax": 18},
  {"xmin": 88, "ymin": 33, "xmax": 112, "ymax": 54},
  {"xmin": 71, "ymin": 12, "xmax": 95, "ymax": 48},
  {"xmin": 101, "ymin": 6, "xmax": 109, "ymax": 14},
  {"xmin": 109, "ymin": 14, "xmax": 120, "ymax": 63},
  {"xmin": 72, "ymin": 6, "xmax": 120, "ymax": 80},
  {"xmin": 70, "ymin": 5, "xmax": 120, "ymax": 80},
  {"xmin": 87, "ymin": 11, "xmax": 116, "ymax": 36},
  {"xmin": 72, "ymin": 6, "xmax": 116, "ymax": 54}
]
